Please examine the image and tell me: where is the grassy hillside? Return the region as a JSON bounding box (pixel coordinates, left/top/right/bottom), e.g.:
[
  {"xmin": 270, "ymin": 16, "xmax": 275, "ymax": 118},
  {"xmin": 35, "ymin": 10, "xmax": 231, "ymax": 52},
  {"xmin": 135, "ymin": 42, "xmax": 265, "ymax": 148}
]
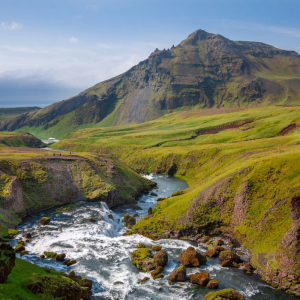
[
  {"xmin": 1, "ymin": 30, "xmax": 300, "ymax": 139},
  {"xmin": 54, "ymin": 106, "xmax": 300, "ymax": 295},
  {"xmin": 0, "ymin": 132, "xmax": 45, "ymax": 148},
  {"xmin": 0, "ymin": 107, "xmax": 40, "ymax": 121}
]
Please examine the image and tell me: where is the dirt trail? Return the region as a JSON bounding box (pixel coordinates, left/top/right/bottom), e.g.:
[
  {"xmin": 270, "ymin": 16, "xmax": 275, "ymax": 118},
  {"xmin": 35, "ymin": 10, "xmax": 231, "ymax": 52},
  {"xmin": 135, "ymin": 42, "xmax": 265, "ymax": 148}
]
[{"xmin": 278, "ymin": 123, "xmax": 297, "ymax": 136}]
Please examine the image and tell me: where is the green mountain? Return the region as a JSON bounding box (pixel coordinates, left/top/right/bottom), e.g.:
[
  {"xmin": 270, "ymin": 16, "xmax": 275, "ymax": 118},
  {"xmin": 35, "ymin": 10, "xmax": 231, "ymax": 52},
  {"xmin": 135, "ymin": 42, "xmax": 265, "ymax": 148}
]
[
  {"xmin": 0, "ymin": 107, "xmax": 40, "ymax": 121},
  {"xmin": 1, "ymin": 29, "xmax": 299, "ymax": 139}
]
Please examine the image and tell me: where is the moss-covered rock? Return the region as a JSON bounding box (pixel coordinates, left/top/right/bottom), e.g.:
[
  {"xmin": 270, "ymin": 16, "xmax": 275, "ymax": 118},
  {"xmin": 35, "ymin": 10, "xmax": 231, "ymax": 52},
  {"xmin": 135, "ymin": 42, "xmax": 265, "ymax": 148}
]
[
  {"xmin": 190, "ymin": 272, "xmax": 210, "ymax": 286},
  {"xmin": 66, "ymin": 260, "xmax": 77, "ymax": 266},
  {"xmin": 169, "ymin": 266, "xmax": 187, "ymax": 282},
  {"xmin": 138, "ymin": 277, "xmax": 150, "ymax": 284},
  {"xmin": 221, "ymin": 260, "xmax": 232, "ymax": 267},
  {"xmin": 179, "ymin": 247, "xmax": 207, "ymax": 267},
  {"xmin": 56, "ymin": 253, "xmax": 66, "ymax": 261},
  {"xmin": 0, "ymin": 243, "xmax": 15, "ymax": 283},
  {"xmin": 204, "ymin": 288, "xmax": 245, "ymax": 300},
  {"xmin": 153, "ymin": 250, "xmax": 168, "ymax": 267},
  {"xmin": 14, "ymin": 244, "xmax": 25, "ymax": 252},
  {"xmin": 219, "ymin": 251, "xmax": 240, "ymax": 263},
  {"xmin": 122, "ymin": 214, "xmax": 136, "ymax": 229},
  {"xmin": 207, "ymin": 279, "xmax": 219, "ymax": 289},
  {"xmin": 39, "ymin": 217, "xmax": 50, "ymax": 225},
  {"xmin": 130, "ymin": 248, "xmax": 155, "ymax": 272},
  {"xmin": 151, "ymin": 266, "xmax": 164, "ymax": 278},
  {"xmin": 44, "ymin": 252, "xmax": 57, "ymax": 259}
]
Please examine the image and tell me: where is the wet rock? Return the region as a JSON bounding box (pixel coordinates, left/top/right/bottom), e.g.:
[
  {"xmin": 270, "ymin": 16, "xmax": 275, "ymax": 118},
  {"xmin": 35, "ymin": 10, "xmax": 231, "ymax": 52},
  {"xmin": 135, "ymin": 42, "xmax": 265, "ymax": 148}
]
[
  {"xmin": 25, "ymin": 233, "xmax": 31, "ymax": 239},
  {"xmin": 40, "ymin": 255, "xmax": 45, "ymax": 259},
  {"xmin": 69, "ymin": 271, "xmax": 76, "ymax": 278},
  {"xmin": 151, "ymin": 266, "xmax": 164, "ymax": 278},
  {"xmin": 169, "ymin": 266, "xmax": 187, "ymax": 282},
  {"xmin": 44, "ymin": 252, "xmax": 57, "ymax": 259},
  {"xmin": 221, "ymin": 260, "xmax": 232, "ymax": 267},
  {"xmin": 154, "ymin": 250, "xmax": 168, "ymax": 267},
  {"xmin": 14, "ymin": 244, "xmax": 25, "ymax": 252},
  {"xmin": 138, "ymin": 277, "xmax": 150, "ymax": 284},
  {"xmin": 63, "ymin": 259, "xmax": 70, "ymax": 265},
  {"xmin": 148, "ymin": 207, "xmax": 153, "ymax": 215},
  {"xmin": 133, "ymin": 213, "xmax": 139, "ymax": 218},
  {"xmin": 82, "ymin": 278, "xmax": 93, "ymax": 290},
  {"xmin": 150, "ymin": 245, "xmax": 162, "ymax": 251},
  {"xmin": 213, "ymin": 239, "xmax": 224, "ymax": 246},
  {"xmin": 114, "ymin": 281, "xmax": 124, "ymax": 285},
  {"xmin": 137, "ymin": 243, "xmax": 147, "ymax": 248},
  {"xmin": 150, "ymin": 192, "xmax": 158, "ymax": 196},
  {"xmin": 25, "ymin": 239, "xmax": 30, "ymax": 243},
  {"xmin": 204, "ymin": 248, "xmax": 219, "ymax": 258},
  {"xmin": 130, "ymin": 204, "xmax": 143, "ymax": 210},
  {"xmin": 199, "ymin": 236, "xmax": 210, "ymax": 243},
  {"xmin": 131, "ymin": 248, "xmax": 155, "ymax": 272},
  {"xmin": 66, "ymin": 260, "xmax": 77, "ymax": 266},
  {"xmin": 232, "ymin": 262, "xmax": 240, "ymax": 268},
  {"xmin": 153, "ymin": 274, "xmax": 164, "ymax": 280},
  {"xmin": 214, "ymin": 246, "xmax": 225, "ymax": 253},
  {"xmin": 20, "ymin": 251, "xmax": 29, "ymax": 256},
  {"xmin": 190, "ymin": 272, "xmax": 210, "ymax": 286},
  {"xmin": 179, "ymin": 247, "xmax": 207, "ymax": 267},
  {"xmin": 0, "ymin": 243, "xmax": 15, "ymax": 283},
  {"xmin": 89, "ymin": 218, "xmax": 96, "ymax": 222},
  {"xmin": 122, "ymin": 214, "xmax": 136, "ymax": 229},
  {"xmin": 18, "ymin": 240, "xmax": 25, "ymax": 246},
  {"xmin": 219, "ymin": 251, "xmax": 240, "ymax": 263},
  {"xmin": 204, "ymin": 288, "xmax": 245, "ymax": 300},
  {"xmin": 243, "ymin": 263, "xmax": 254, "ymax": 273},
  {"xmin": 39, "ymin": 217, "xmax": 50, "ymax": 225},
  {"xmin": 236, "ymin": 251, "xmax": 244, "ymax": 255},
  {"xmin": 207, "ymin": 279, "xmax": 219, "ymax": 289},
  {"xmin": 227, "ymin": 240, "xmax": 235, "ymax": 247},
  {"xmin": 56, "ymin": 253, "xmax": 66, "ymax": 261},
  {"xmin": 156, "ymin": 197, "xmax": 166, "ymax": 202}
]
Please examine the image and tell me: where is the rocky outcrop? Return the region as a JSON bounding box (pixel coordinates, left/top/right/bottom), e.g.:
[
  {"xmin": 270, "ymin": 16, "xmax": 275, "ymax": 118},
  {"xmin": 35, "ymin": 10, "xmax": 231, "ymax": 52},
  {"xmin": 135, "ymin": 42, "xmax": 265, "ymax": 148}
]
[
  {"xmin": 190, "ymin": 272, "xmax": 210, "ymax": 286},
  {"xmin": 0, "ymin": 243, "xmax": 15, "ymax": 283},
  {"xmin": 130, "ymin": 248, "xmax": 155, "ymax": 272},
  {"xmin": 122, "ymin": 215, "xmax": 136, "ymax": 228},
  {"xmin": 153, "ymin": 250, "xmax": 168, "ymax": 267}
]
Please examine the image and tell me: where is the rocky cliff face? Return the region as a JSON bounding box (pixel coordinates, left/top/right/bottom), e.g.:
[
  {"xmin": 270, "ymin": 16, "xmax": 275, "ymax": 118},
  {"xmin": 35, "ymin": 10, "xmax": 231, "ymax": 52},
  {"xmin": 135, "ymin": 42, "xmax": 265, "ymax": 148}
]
[
  {"xmin": 1, "ymin": 29, "xmax": 299, "ymax": 137},
  {"xmin": 0, "ymin": 154, "xmax": 155, "ymax": 229}
]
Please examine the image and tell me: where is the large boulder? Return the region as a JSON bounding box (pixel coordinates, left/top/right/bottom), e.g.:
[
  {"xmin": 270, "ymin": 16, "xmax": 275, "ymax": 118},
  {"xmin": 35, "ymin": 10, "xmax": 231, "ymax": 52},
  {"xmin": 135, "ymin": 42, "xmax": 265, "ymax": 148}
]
[
  {"xmin": 204, "ymin": 248, "xmax": 219, "ymax": 258},
  {"xmin": 179, "ymin": 247, "xmax": 207, "ymax": 267},
  {"xmin": 154, "ymin": 250, "xmax": 168, "ymax": 267},
  {"xmin": 39, "ymin": 217, "xmax": 50, "ymax": 225},
  {"xmin": 0, "ymin": 243, "xmax": 15, "ymax": 283},
  {"xmin": 190, "ymin": 272, "xmax": 210, "ymax": 286},
  {"xmin": 169, "ymin": 266, "xmax": 187, "ymax": 282},
  {"xmin": 25, "ymin": 233, "xmax": 31, "ymax": 239},
  {"xmin": 207, "ymin": 279, "xmax": 219, "ymax": 289},
  {"xmin": 204, "ymin": 289, "xmax": 245, "ymax": 300},
  {"xmin": 219, "ymin": 251, "xmax": 240, "ymax": 263},
  {"xmin": 56, "ymin": 253, "xmax": 66, "ymax": 261}
]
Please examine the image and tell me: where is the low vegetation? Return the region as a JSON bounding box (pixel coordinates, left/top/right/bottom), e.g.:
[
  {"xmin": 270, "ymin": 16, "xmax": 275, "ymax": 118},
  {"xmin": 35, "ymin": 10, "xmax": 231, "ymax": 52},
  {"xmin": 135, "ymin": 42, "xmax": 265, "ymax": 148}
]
[{"xmin": 54, "ymin": 105, "xmax": 300, "ymax": 295}]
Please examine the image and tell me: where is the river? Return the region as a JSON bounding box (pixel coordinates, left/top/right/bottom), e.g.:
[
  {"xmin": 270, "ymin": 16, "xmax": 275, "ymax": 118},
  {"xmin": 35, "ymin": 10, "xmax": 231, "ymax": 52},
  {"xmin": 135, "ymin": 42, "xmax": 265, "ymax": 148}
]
[{"xmin": 11, "ymin": 174, "xmax": 296, "ymax": 300}]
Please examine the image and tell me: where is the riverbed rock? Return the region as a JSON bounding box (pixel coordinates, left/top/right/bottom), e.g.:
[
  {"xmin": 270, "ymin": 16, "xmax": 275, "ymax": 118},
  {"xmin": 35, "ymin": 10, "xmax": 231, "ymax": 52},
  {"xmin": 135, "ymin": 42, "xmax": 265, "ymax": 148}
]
[
  {"xmin": 154, "ymin": 250, "xmax": 168, "ymax": 267},
  {"xmin": 0, "ymin": 243, "xmax": 15, "ymax": 283},
  {"xmin": 25, "ymin": 233, "xmax": 31, "ymax": 238},
  {"xmin": 44, "ymin": 252, "xmax": 57, "ymax": 258},
  {"xmin": 39, "ymin": 217, "xmax": 50, "ymax": 225},
  {"xmin": 150, "ymin": 245, "xmax": 162, "ymax": 251},
  {"xmin": 214, "ymin": 246, "xmax": 225, "ymax": 253},
  {"xmin": 157, "ymin": 197, "xmax": 166, "ymax": 202},
  {"xmin": 169, "ymin": 266, "xmax": 187, "ymax": 282},
  {"xmin": 130, "ymin": 204, "xmax": 143, "ymax": 210},
  {"xmin": 150, "ymin": 192, "xmax": 158, "ymax": 196},
  {"xmin": 179, "ymin": 247, "xmax": 207, "ymax": 267},
  {"xmin": 56, "ymin": 253, "xmax": 66, "ymax": 261},
  {"xmin": 151, "ymin": 266, "xmax": 164, "ymax": 278},
  {"xmin": 204, "ymin": 248, "xmax": 219, "ymax": 257},
  {"xmin": 133, "ymin": 213, "xmax": 139, "ymax": 218},
  {"xmin": 138, "ymin": 277, "xmax": 150, "ymax": 284},
  {"xmin": 153, "ymin": 274, "xmax": 164, "ymax": 280},
  {"xmin": 81, "ymin": 278, "xmax": 93, "ymax": 290},
  {"xmin": 221, "ymin": 260, "xmax": 232, "ymax": 267},
  {"xmin": 14, "ymin": 244, "xmax": 25, "ymax": 252},
  {"xmin": 199, "ymin": 236, "xmax": 210, "ymax": 243},
  {"xmin": 131, "ymin": 248, "xmax": 155, "ymax": 272},
  {"xmin": 190, "ymin": 272, "xmax": 210, "ymax": 286},
  {"xmin": 40, "ymin": 255, "xmax": 45, "ymax": 259},
  {"xmin": 219, "ymin": 250, "xmax": 240, "ymax": 263},
  {"xmin": 207, "ymin": 279, "xmax": 219, "ymax": 289},
  {"xmin": 89, "ymin": 218, "xmax": 96, "ymax": 222},
  {"xmin": 203, "ymin": 288, "xmax": 245, "ymax": 300},
  {"xmin": 148, "ymin": 207, "xmax": 153, "ymax": 215},
  {"xmin": 66, "ymin": 260, "xmax": 77, "ymax": 266},
  {"xmin": 243, "ymin": 263, "xmax": 254, "ymax": 273},
  {"xmin": 18, "ymin": 240, "xmax": 25, "ymax": 246},
  {"xmin": 122, "ymin": 214, "xmax": 136, "ymax": 229}
]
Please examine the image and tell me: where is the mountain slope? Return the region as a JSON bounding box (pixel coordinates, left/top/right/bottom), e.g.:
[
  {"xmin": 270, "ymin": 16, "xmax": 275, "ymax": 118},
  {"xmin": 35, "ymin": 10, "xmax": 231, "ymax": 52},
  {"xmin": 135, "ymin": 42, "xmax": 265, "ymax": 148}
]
[{"xmin": 1, "ymin": 29, "xmax": 300, "ymax": 138}]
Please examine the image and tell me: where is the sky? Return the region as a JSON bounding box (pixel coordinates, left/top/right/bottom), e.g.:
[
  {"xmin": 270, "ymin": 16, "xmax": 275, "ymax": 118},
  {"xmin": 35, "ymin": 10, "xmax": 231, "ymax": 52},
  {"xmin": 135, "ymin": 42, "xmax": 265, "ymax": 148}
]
[{"xmin": 0, "ymin": 0, "xmax": 299, "ymax": 107}]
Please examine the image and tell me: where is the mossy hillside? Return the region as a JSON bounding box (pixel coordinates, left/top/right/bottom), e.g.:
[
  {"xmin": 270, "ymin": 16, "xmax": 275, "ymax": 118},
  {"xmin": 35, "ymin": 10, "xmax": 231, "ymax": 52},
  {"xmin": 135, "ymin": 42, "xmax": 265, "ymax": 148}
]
[
  {"xmin": 0, "ymin": 258, "xmax": 87, "ymax": 300},
  {"xmin": 54, "ymin": 106, "xmax": 300, "ymax": 291},
  {"xmin": 0, "ymin": 132, "xmax": 44, "ymax": 148}
]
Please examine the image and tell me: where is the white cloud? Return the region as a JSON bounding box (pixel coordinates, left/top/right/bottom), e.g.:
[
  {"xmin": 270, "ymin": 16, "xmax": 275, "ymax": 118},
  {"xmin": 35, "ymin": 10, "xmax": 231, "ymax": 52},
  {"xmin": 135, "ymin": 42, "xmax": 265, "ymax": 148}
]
[
  {"xmin": 0, "ymin": 22, "xmax": 23, "ymax": 30},
  {"xmin": 68, "ymin": 37, "xmax": 79, "ymax": 43}
]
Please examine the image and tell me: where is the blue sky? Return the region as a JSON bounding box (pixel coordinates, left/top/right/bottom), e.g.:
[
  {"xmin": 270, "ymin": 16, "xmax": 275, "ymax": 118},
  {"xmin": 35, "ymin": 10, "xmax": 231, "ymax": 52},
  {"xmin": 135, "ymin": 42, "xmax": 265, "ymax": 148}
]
[{"xmin": 0, "ymin": 0, "xmax": 299, "ymax": 107}]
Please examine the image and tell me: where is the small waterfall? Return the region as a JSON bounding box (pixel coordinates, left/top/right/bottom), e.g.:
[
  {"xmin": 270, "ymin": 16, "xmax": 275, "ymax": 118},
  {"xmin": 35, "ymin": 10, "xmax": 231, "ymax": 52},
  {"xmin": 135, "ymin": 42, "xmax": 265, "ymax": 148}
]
[{"xmin": 99, "ymin": 202, "xmax": 120, "ymax": 238}]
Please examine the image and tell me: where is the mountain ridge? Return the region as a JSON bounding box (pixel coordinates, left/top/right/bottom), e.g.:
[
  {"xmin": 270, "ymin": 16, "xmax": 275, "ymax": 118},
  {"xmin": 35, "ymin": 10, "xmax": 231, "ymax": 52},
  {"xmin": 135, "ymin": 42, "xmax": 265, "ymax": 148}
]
[{"xmin": 1, "ymin": 29, "xmax": 300, "ymax": 138}]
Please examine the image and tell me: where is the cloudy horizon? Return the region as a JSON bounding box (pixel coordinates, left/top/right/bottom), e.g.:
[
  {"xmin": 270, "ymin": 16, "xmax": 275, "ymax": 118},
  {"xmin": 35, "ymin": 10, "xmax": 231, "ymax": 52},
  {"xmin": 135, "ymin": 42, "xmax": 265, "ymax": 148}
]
[{"xmin": 0, "ymin": 0, "xmax": 299, "ymax": 108}]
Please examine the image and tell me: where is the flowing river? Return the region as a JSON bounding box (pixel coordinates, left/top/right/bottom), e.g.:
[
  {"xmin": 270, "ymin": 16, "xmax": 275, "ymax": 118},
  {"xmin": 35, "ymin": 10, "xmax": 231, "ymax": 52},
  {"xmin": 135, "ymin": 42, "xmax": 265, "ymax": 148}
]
[{"xmin": 12, "ymin": 174, "xmax": 296, "ymax": 300}]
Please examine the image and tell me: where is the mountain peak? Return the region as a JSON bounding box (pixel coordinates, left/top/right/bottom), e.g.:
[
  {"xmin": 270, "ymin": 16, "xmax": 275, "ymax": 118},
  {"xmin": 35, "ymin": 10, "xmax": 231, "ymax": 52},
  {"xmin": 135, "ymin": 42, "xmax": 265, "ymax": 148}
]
[{"xmin": 179, "ymin": 29, "xmax": 226, "ymax": 46}]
